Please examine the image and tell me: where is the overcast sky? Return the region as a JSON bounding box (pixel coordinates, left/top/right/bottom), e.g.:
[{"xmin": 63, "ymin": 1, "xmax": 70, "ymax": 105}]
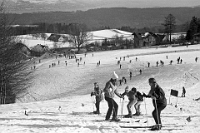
[
  {"xmin": 2, "ymin": 0, "xmax": 200, "ymax": 13},
  {"xmin": 6, "ymin": 0, "xmax": 200, "ymax": 7}
]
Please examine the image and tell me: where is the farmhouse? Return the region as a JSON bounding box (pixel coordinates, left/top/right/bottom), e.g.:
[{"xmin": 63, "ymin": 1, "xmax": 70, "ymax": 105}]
[
  {"xmin": 133, "ymin": 32, "xmax": 165, "ymax": 47},
  {"xmin": 193, "ymin": 33, "xmax": 200, "ymax": 43}
]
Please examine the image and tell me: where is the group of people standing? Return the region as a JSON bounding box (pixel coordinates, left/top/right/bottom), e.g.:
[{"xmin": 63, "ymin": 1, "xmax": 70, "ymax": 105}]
[{"xmin": 91, "ymin": 72, "xmax": 167, "ymax": 131}]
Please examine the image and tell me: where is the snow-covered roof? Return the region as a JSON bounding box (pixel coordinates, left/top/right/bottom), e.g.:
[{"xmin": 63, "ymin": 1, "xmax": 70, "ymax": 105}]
[{"xmin": 88, "ymin": 29, "xmax": 134, "ymax": 40}]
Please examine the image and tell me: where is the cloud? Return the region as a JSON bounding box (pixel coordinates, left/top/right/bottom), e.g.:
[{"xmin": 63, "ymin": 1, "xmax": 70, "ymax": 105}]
[{"xmin": 2, "ymin": 0, "xmax": 200, "ymax": 13}]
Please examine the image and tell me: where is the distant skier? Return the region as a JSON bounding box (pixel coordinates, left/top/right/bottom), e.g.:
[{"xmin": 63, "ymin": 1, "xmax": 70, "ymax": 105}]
[
  {"xmin": 136, "ymin": 57, "xmax": 138, "ymax": 61},
  {"xmin": 148, "ymin": 62, "xmax": 150, "ymax": 67},
  {"xmin": 121, "ymin": 86, "xmax": 137, "ymax": 118},
  {"xmin": 160, "ymin": 60, "xmax": 164, "ymax": 66},
  {"xmin": 119, "ymin": 79, "xmax": 122, "ymax": 86},
  {"xmin": 103, "ymin": 72, "xmax": 122, "ymax": 122},
  {"xmin": 117, "ymin": 60, "xmax": 120, "ymax": 65},
  {"xmin": 195, "ymin": 57, "xmax": 198, "ymax": 62},
  {"xmin": 143, "ymin": 78, "xmax": 167, "ymax": 130},
  {"xmin": 120, "ymin": 64, "xmax": 122, "ymax": 69},
  {"xmin": 182, "ymin": 86, "xmax": 186, "ymax": 97},
  {"xmin": 180, "ymin": 59, "xmax": 183, "ymax": 64},
  {"xmin": 122, "ymin": 77, "xmax": 127, "ymax": 84},
  {"xmin": 177, "ymin": 57, "xmax": 180, "ymax": 64},
  {"xmin": 139, "ymin": 69, "xmax": 142, "ymax": 75},
  {"xmin": 129, "ymin": 71, "xmax": 132, "ymax": 80},
  {"xmin": 156, "ymin": 61, "xmax": 159, "ymax": 67},
  {"xmin": 91, "ymin": 82, "xmax": 103, "ymax": 114},
  {"xmin": 170, "ymin": 60, "xmax": 173, "ymax": 65}
]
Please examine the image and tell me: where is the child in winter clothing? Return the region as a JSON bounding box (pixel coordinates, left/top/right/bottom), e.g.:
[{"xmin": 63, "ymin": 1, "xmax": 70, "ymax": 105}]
[
  {"xmin": 91, "ymin": 82, "xmax": 103, "ymax": 114},
  {"xmin": 121, "ymin": 86, "xmax": 137, "ymax": 118},
  {"xmin": 133, "ymin": 90, "xmax": 144, "ymax": 116}
]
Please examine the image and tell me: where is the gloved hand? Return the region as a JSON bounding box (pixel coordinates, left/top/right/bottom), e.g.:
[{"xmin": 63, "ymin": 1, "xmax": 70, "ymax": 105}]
[
  {"xmin": 91, "ymin": 92, "xmax": 95, "ymax": 96},
  {"xmin": 142, "ymin": 93, "xmax": 151, "ymax": 98},
  {"xmin": 142, "ymin": 92, "xmax": 147, "ymax": 97},
  {"xmin": 120, "ymin": 94, "xmax": 124, "ymax": 99}
]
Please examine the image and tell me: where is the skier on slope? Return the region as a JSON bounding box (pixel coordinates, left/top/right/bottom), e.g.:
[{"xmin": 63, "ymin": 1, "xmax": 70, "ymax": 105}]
[
  {"xmin": 121, "ymin": 86, "xmax": 137, "ymax": 118},
  {"xmin": 91, "ymin": 82, "xmax": 103, "ymax": 114},
  {"xmin": 103, "ymin": 71, "xmax": 123, "ymax": 122},
  {"xmin": 181, "ymin": 86, "xmax": 186, "ymax": 97},
  {"xmin": 143, "ymin": 78, "xmax": 167, "ymax": 130},
  {"xmin": 133, "ymin": 90, "xmax": 144, "ymax": 116}
]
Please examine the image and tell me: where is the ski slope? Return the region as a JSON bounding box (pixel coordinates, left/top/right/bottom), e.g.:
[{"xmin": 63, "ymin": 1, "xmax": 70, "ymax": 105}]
[{"xmin": 0, "ymin": 44, "xmax": 200, "ymax": 133}]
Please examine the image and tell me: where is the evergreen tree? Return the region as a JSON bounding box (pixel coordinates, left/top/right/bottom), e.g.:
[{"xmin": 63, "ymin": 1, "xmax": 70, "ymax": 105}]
[
  {"xmin": 162, "ymin": 14, "xmax": 176, "ymax": 44},
  {"xmin": 186, "ymin": 16, "xmax": 200, "ymax": 41}
]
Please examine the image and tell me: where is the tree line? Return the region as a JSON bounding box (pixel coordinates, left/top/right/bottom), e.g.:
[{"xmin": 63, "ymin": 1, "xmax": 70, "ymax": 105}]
[
  {"xmin": 0, "ymin": 1, "xmax": 32, "ymax": 104},
  {"xmin": 12, "ymin": 21, "xmax": 188, "ymax": 36},
  {"xmin": 186, "ymin": 16, "xmax": 200, "ymax": 41}
]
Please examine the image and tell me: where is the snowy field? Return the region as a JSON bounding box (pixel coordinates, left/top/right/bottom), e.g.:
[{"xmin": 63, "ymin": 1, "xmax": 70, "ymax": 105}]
[{"xmin": 0, "ymin": 44, "xmax": 200, "ymax": 133}]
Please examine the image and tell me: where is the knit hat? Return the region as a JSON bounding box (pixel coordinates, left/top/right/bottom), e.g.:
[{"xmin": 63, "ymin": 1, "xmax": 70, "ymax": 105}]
[
  {"xmin": 148, "ymin": 78, "xmax": 156, "ymax": 83},
  {"xmin": 113, "ymin": 71, "xmax": 119, "ymax": 79},
  {"xmin": 131, "ymin": 87, "xmax": 137, "ymax": 92}
]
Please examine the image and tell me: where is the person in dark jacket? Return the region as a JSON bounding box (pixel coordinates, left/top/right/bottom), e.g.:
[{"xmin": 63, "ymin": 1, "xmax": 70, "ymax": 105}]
[
  {"xmin": 143, "ymin": 78, "xmax": 167, "ymax": 130},
  {"xmin": 91, "ymin": 82, "xmax": 103, "ymax": 114},
  {"xmin": 103, "ymin": 76, "xmax": 122, "ymax": 122},
  {"xmin": 121, "ymin": 86, "xmax": 137, "ymax": 118},
  {"xmin": 133, "ymin": 90, "xmax": 144, "ymax": 116},
  {"xmin": 182, "ymin": 86, "xmax": 186, "ymax": 97}
]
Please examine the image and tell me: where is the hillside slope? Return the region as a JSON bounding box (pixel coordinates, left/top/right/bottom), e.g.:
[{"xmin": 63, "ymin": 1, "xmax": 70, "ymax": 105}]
[{"xmin": 0, "ymin": 45, "xmax": 200, "ymax": 133}]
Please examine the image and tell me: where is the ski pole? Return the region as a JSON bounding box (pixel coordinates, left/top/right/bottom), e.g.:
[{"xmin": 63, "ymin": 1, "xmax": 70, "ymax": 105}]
[
  {"xmin": 154, "ymin": 100, "xmax": 160, "ymax": 126},
  {"xmin": 121, "ymin": 98, "xmax": 124, "ymax": 118},
  {"xmin": 91, "ymin": 96, "xmax": 95, "ymax": 112},
  {"xmin": 144, "ymin": 97, "xmax": 149, "ymax": 126},
  {"xmin": 111, "ymin": 98, "xmax": 118, "ymax": 120}
]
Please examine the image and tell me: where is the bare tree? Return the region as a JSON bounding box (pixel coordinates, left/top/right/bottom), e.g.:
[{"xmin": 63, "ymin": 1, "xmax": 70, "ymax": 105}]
[
  {"xmin": 68, "ymin": 23, "xmax": 90, "ymax": 53},
  {"xmin": 0, "ymin": 1, "xmax": 32, "ymax": 104},
  {"xmin": 40, "ymin": 33, "xmax": 47, "ymax": 45},
  {"xmin": 163, "ymin": 14, "xmax": 176, "ymax": 44}
]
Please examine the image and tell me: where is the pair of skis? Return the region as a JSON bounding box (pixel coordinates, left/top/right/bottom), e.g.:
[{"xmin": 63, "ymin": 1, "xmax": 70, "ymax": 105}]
[{"xmin": 120, "ymin": 125, "xmax": 153, "ymax": 128}]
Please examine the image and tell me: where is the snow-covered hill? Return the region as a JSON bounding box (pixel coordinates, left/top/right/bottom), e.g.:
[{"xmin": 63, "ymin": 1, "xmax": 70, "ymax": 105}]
[{"xmin": 1, "ymin": 44, "xmax": 200, "ymax": 133}]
